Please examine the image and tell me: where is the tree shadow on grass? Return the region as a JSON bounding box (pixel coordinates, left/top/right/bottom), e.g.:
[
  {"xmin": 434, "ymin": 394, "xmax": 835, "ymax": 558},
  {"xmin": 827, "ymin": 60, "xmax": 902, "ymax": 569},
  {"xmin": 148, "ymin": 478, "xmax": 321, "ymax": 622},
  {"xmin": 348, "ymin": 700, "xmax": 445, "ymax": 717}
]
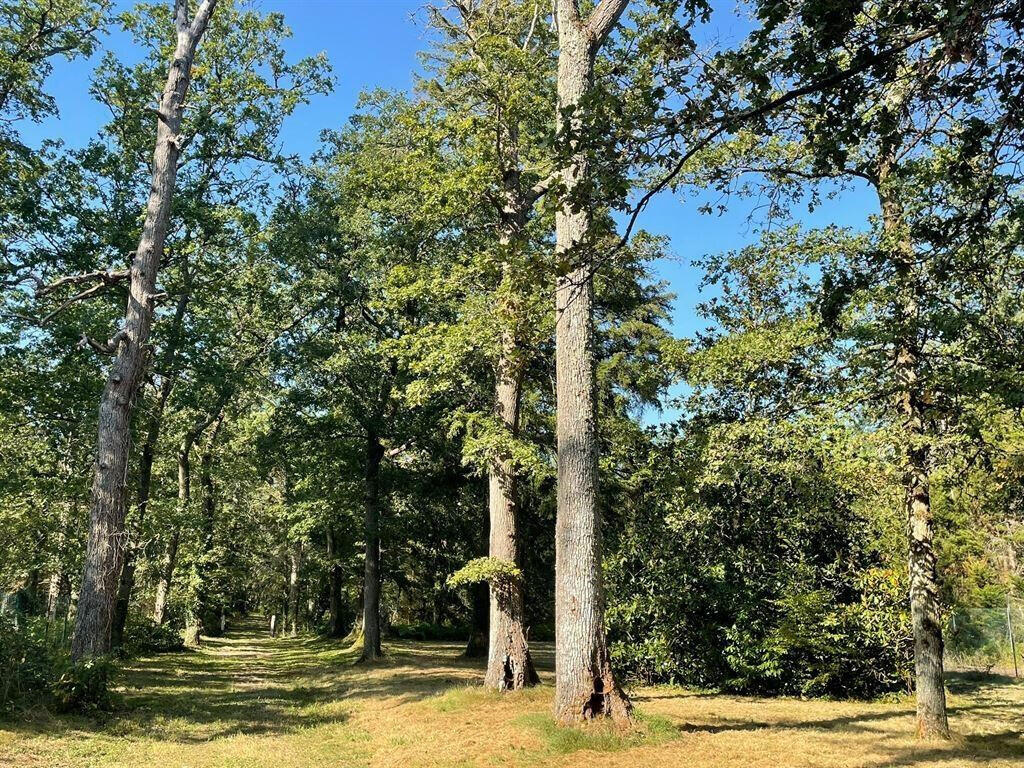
[{"xmin": 2, "ymin": 622, "xmax": 513, "ymax": 744}]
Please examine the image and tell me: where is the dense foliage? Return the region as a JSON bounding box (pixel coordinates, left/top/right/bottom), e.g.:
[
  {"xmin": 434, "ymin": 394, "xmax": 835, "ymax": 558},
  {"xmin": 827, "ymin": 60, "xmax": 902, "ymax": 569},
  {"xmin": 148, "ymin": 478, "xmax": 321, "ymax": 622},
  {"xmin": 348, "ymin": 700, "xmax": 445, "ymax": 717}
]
[{"xmin": 1, "ymin": 0, "xmax": 1022, "ymax": 723}]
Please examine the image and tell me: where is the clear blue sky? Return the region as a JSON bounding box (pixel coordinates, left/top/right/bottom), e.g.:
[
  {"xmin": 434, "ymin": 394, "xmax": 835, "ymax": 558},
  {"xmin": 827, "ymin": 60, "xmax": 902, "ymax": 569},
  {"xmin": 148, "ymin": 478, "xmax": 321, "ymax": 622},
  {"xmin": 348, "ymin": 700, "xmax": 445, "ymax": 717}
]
[{"xmin": 25, "ymin": 0, "xmax": 876, "ymax": 382}]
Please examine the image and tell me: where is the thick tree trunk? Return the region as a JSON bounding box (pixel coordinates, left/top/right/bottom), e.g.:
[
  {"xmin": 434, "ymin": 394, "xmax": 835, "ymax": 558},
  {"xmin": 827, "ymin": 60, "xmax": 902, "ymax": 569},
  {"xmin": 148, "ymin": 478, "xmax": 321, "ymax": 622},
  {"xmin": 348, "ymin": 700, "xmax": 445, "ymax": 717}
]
[
  {"xmin": 878, "ymin": 178, "xmax": 949, "ymax": 740},
  {"xmin": 288, "ymin": 539, "xmax": 302, "ymax": 637},
  {"xmin": 551, "ymin": 0, "xmax": 632, "ymax": 724},
  {"xmin": 484, "ymin": 347, "xmax": 538, "ymax": 689},
  {"xmin": 71, "ymin": 0, "xmax": 217, "ymax": 661},
  {"xmin": 112, "ymin": 287, "xmax": 190, "ymax": 645},
  {"xmin": 327, "ymin": 526, "xmax": 344, "ymax": 637},
  {"xmin": 361, "ymin": 431, "xmax": 385, "ymax": 661}
]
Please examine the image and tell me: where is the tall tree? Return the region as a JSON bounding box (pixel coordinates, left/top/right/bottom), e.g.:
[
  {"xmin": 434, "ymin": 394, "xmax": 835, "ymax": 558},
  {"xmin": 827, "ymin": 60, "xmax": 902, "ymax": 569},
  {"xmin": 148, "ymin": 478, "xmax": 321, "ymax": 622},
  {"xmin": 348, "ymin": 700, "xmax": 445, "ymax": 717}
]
[
  {"xmin": 551, "ymin": 0, "xmax": 632, "ymax": 723},
  {"xmin": 71, "ymin": 0, "xmax": 217, "ymax": 660}
]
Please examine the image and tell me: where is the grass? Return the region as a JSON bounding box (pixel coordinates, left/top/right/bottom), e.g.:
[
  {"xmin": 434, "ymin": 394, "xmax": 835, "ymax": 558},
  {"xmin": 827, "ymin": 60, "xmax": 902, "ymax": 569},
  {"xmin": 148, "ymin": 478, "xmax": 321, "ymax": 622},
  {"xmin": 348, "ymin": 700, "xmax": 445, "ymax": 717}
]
[{"xmin": 1, "ymin": 619, "xmax": 1022, "ymax": 767}]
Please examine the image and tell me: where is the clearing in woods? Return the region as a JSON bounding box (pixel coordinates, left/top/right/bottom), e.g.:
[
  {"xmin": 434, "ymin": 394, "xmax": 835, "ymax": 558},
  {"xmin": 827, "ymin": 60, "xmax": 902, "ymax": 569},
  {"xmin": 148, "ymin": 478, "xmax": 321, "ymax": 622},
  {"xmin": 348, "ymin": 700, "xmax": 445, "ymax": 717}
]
[{"xmin": 1, "ymin": 619, "xmax": 1022, "ymax": 768}]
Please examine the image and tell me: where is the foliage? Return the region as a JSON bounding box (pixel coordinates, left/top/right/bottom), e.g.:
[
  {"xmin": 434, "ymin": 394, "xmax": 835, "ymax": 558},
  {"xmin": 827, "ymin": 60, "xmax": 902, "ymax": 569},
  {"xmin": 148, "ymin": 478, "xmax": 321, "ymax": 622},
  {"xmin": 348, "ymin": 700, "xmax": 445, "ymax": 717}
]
[
  {"xmin": 0, "ymin": 615, "xmax": 113, "ymax": 714},
  {"xmin": 448, "ymin": 557, "xmax": 523, "ymax": 589}
]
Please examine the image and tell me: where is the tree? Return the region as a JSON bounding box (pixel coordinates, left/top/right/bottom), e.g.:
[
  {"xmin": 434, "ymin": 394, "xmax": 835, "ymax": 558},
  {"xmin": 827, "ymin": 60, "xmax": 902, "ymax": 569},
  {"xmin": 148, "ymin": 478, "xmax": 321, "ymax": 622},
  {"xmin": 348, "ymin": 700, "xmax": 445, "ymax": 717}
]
[
  {"xmin": 70, "ymin": 0, "xmax": 217, "ymax": 661},
  {"xmin": 550, "ymin": 0, "xmax": 633, "ymax": 724}
]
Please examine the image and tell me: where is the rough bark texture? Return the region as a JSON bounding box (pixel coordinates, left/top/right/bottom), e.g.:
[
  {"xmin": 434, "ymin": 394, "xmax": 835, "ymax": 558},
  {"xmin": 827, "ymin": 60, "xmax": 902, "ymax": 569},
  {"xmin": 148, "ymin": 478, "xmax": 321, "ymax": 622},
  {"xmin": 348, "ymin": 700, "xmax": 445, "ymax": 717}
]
[
  {"xmin": 288, "ymin": 539, "xmax": 302, "ymax": 637},
  {"xmin": 327, "ymin": 526, "xmax": 345, "ymax": 637},
  {"xmin": 361, "ymin": 431, "xmax": 385, "ymax": 661},
  {"xmin": 551, "ymin": 0, "xmax": 632, "ymax": 724},
  {"xmin": 484, "ymin": 344, "xmax": 538, "ymax": 689},
  {"xmin": 111, "ymin": 285, "xmax": 190, "ymax": 646},
  {"xmin": 878, "ymin": 166, "xmax": 949, "ymax": 740},
  {"xmin": 71, "ymin": 0, "xmax": 217, "ymax": 661}
]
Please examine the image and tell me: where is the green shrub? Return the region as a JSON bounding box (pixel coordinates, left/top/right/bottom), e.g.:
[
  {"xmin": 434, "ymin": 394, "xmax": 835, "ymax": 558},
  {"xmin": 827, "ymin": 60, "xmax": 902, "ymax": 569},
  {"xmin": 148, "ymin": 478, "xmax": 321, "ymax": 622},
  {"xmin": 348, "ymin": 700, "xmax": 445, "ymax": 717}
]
[
  {"xmin": 120, "ymin": 617, "xmax": 184, "ymax": 656},
  {"xmin": 389, "ymin": 622, "xmax": 471, "ymax": 641},
  {"xmin": 0, "ymin": 615, "xmax": 116, "ymax": 714},
  {"xmin": 50, "ymin": 656, "xmax": 115, "ymax": 714}
]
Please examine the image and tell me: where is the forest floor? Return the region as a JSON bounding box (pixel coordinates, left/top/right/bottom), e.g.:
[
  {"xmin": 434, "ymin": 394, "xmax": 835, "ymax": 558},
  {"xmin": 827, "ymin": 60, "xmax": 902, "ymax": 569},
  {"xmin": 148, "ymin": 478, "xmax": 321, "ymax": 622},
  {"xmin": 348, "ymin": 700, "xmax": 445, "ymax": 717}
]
[{"xmin": 1, "ymin": 619, "xmax": 1022, "ymax": 768}]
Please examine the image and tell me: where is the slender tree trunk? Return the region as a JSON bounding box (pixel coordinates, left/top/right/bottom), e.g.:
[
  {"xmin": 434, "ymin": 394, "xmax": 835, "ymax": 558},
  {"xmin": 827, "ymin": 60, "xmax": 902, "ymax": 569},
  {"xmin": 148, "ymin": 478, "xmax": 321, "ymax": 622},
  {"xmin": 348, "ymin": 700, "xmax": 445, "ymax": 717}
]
[
  {"xmin": 71, "ymin": 0, "xmax": 217, "ymax": 661},
  {"xmin": 361, "ymin": 431, "xmax": 385, "ymax": 661},
  {"xmin": 288, "ymin": 539, "xmax": 302, "ymax": 637},
  {"xmin": 327, "ymin": 526, "xmax": 344, "ymax": 637},
  {"xmin": 551, "ymin": 0, "xmax": 632, "ymax": 724},
  {"xmin": 484, "ymin": 344, "xmax": 539, "ymax": 689},
  {"xmin": 153, "ymin": 435, "xmax": 192, "ymax": 625},
  {"xmin": 112, "ymin": 287, "xmax": 190, "ymax": 645},
  {"xmin": 187, "ymin": 416, "xmax": 222, "ymax": 644},
  {"xmin": 878, "ymin": 173, "xmax": 949, "ymax": 740}
]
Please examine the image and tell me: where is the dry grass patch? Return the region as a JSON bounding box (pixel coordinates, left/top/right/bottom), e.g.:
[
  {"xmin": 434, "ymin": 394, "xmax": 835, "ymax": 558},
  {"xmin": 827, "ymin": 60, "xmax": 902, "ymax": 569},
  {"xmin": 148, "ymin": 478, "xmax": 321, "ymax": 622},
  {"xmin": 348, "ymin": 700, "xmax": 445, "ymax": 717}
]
[{"xmin": 0, "ymin": 621, "xmax": 1021, "ymax": 767}]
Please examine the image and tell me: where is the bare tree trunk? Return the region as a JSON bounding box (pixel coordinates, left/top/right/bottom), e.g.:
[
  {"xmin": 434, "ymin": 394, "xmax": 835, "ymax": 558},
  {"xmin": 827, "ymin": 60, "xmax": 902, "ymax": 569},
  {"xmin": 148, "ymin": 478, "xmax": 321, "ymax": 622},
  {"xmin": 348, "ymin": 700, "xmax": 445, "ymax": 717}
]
[
  {"xmin": 186, "ymin": 414, "xmax": 223, "ymax": 645},
  {"xmin": 551, "ymin": 0, "xmax": 632, "ymax": 724},
  {"xmin": 327, "ymin": 526, "xmax": 344, "ymax": 637},
  {"xmin": 361, "ymin": 431, "xmax": 385, "ymax": 661},
  {"xmin": 484, "ymin": 344, "xmax": 539, "ymax": 689},
  {"xmin": 112, "ymin": 286, "xmax": 190, "ymax": 644},
  {"xmin": 878, "ymin": 173, "xmax": 949, "ymax": 740},
  {"xmin": 288, "ymin": 539, "xmax": 302, "ymax": 637},
  {"xmin": 71, "ymin": 0, "xmax": 217, "ymax": 661},
  {"xmin": 153, "ymin": 434, "xmax": 193, "ymax": 625}
]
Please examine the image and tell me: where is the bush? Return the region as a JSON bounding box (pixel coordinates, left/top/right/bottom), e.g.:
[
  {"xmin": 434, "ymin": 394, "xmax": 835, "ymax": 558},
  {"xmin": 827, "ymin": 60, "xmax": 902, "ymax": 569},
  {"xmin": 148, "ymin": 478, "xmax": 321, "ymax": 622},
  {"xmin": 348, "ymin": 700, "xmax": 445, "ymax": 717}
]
[
  {"xmin": 120, "ymin": 617, "xmax": 184, "ymax": 656},
  {"xmin": 50, "ymin": 656, "xmax": 116, "ymax": 714},
  {"xmin": 0, "ymin": 614, "xmax": 116, "ymax": 714},
  {"xmin": 389, "ymin": 622, "xmax": 471, "ymax": 641}
]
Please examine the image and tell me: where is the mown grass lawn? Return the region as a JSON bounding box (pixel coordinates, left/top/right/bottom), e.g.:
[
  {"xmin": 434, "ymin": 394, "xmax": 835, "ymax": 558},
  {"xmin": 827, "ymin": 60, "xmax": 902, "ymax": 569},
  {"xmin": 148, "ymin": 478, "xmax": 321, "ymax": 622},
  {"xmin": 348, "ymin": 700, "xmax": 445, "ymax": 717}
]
[{"xmin": 1, "ymin": 620, "xmax": 1022, "ymax": 768}]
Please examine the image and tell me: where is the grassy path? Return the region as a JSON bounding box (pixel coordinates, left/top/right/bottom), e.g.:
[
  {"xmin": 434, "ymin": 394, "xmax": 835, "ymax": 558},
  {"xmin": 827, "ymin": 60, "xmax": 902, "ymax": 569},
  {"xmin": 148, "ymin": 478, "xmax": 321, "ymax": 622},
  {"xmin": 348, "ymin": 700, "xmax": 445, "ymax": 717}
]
[{"xmin": 1, "ymin": 619, "xmax": 1022, "ymax": 767}]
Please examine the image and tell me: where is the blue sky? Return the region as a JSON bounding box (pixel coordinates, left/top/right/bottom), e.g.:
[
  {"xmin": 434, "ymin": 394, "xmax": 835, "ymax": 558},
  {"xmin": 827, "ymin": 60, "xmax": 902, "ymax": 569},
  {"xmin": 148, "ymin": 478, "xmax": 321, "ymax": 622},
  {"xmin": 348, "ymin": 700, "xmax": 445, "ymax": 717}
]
[{"xmin": 23, "ymin": 0, "xmax": 876, "ymax": 362}]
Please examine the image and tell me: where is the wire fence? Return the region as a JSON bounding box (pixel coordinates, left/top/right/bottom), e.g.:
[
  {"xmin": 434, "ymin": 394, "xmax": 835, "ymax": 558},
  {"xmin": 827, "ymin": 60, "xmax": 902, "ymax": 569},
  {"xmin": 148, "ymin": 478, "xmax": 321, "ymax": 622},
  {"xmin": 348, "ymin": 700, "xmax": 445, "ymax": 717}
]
[{"xmin": 946, "ymin": 596, "xmax": 1023, "ymax": 677}]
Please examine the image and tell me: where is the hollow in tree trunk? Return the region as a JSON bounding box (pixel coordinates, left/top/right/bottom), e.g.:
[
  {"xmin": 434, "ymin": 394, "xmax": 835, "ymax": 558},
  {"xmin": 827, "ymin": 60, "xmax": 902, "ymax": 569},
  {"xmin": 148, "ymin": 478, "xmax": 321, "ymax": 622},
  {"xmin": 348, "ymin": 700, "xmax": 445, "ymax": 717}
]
[
  {"xmin": 71, "ymin": 0, "xmax": 217, "ymax": 661},
  {"xmin": 483, "ymin": 348, "xmax": 538, "ymax": 689},
  {"xmin": 551, "ymin": 0, "xmax": 632, "ymax": 724}
]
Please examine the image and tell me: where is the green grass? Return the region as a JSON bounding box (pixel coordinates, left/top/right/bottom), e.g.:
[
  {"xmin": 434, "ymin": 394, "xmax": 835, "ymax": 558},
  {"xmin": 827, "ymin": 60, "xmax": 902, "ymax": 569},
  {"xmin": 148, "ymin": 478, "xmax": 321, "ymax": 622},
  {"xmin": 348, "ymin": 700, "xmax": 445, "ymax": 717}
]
[{"xmin": 1, "ymin": 619, "xmax": 1022, "ymax": 767}]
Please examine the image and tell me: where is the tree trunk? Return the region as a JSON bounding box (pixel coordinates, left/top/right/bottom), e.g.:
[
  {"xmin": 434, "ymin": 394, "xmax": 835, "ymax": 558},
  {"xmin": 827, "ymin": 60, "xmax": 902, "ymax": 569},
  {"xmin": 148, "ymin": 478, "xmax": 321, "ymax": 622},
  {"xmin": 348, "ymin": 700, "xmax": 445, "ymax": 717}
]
[
  {"xmin": 327, "ymin": 526, "xmax": 345, "ymax": 637},
  {"xmin": 361, "ymin": 431, "xmax": 385, "ymax": 661},
  {"xmin": 71, "ymin": 0, "xmax": 217, "ymax": 661},
  {"xmin": 187, "ymin": 415, "xmax": 222, "ymax": 644},
  {"xmin": 551, "ymin": 0, "xmax": 632, "ymax": 724},
  {"xmin": 464, "ymin": 581, "xmax": 489, "ymax": 657},
  {"xmin": 153, "ymin": 434, "xmax": 193, "ymax": 625},
  {"xmin": 288, "ymin": 539, "xmax": 302, "ymax": 637},
  {"xmin": 112, "ymin": 286, "xmax": 190, "ymax": 645},
  {"xmin": 484, "ymin": 346, "xmax": 538, "ymax": 689},
  {"xmin": 878, "ymin": 174, "xmax": 949, "ymax": 740}
]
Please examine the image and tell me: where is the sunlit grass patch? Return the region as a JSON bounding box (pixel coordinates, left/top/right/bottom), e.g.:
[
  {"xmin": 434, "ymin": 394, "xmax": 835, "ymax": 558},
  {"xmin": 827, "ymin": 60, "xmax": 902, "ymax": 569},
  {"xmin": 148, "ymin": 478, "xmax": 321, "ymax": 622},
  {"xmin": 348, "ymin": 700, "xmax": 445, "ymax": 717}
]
[{"xmin": 514, "ymin": 710, "xmax": 678, "ymax": 755}]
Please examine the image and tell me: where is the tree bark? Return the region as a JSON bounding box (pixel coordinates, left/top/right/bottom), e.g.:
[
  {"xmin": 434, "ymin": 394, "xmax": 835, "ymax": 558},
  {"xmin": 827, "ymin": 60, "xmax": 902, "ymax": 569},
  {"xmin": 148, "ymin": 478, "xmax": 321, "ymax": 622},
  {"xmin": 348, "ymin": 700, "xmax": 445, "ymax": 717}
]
[
  {"xmin": 288, "ymin": 539, "xmax": 302, "ymax": 637},
  {"xmin": 878, "ymin": 167, "xmax": 949, "ymax": 740},
  {"xmin": 484, "ymin": 343, "xmax": 539, "ymax": 689},
  {"xmin": 71, "ymin": 0, "xmax": 217, "ymax": 661},
  {"xmin": 361, "ymin": 430, "xmax": 385, "ymax": 661},
  {"xmin": 112, "ymin": 285, "xmax": 190, "ymax": 645},
  {"xmin": 551, "ymin": 0, "xmax": 632, "ymax": 724},
  {"xmin": 327, "ymin": 526, "xmax": 345, "ymax": 637},
  {"xmin": 153, "ymin": 433, "xmax": 193, "ymax": 625},
  {"xmin": 187, "ymin": 414, "xmax": 223, "ymax": 644}
]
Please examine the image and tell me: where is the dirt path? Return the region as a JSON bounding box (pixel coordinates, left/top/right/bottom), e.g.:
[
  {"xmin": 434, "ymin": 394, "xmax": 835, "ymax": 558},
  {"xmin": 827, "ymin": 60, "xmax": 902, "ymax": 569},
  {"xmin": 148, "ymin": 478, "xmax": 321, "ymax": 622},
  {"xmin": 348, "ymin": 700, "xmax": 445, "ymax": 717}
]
[{"xmin": 1, "ymin": 620, "xmax": 1022, "ymax": 767}]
